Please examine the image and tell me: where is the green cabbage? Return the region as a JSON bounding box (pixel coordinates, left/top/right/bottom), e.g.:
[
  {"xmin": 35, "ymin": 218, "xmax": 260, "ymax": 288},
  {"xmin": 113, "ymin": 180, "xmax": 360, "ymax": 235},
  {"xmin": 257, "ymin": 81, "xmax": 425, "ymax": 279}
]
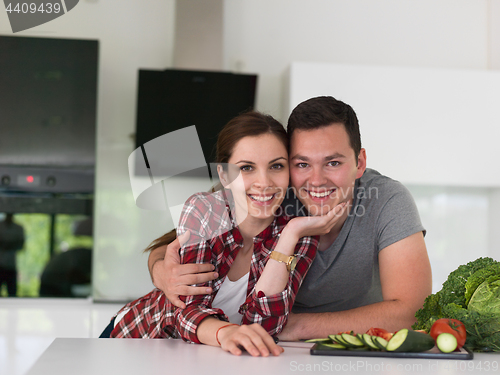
[
  {"xmin": 465, "ymin": 264, "xmax": 500, "ymax": 306},
  {"xmin": 413, "ymin": 257, "xmax": 500, "ymax": 351},
  {"xmin": 468, "ymin": 276, "xmax": 500, "ymax": 314}
]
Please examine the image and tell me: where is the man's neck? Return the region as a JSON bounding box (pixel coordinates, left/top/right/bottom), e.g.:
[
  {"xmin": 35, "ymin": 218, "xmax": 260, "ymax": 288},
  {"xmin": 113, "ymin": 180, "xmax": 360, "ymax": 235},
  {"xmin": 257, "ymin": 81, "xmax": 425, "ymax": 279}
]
[{"xmin": 317, "ymin": 201, "xmax": 352, "ymax": 251}]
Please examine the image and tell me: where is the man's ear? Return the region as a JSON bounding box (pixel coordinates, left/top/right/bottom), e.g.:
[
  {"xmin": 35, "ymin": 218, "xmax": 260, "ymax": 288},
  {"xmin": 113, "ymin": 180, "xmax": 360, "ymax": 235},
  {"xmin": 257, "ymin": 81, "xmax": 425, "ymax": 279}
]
[
  {"xmin": 217, "ymin": 164, "xmax": 228, "ymax": 187},
  {"xmin": 356, "ymin": 148, "xmax": 367, "ymax": 179}
]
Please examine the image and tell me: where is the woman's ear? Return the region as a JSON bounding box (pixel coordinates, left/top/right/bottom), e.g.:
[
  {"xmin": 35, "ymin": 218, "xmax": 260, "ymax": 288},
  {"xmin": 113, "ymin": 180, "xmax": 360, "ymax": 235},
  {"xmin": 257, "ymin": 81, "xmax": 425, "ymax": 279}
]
[{"xmin": 217, "ymin": 164, "xmax": 228, "ymax": 187}]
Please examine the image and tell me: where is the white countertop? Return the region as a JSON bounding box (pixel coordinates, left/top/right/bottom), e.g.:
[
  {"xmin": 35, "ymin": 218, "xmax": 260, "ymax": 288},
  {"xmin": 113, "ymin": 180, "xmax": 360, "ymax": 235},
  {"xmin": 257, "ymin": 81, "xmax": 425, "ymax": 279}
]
[{"xmin": 26, "ymin": 338, "xmax": 500, "ymax": 375}]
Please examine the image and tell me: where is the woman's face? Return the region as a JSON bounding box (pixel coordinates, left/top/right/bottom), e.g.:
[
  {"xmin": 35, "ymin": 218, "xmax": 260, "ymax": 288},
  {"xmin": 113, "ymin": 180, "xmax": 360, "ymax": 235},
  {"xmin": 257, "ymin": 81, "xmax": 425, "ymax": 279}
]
[{"xmin": 221, "ymin": 133, "xmax": 289, "ymax": 222}]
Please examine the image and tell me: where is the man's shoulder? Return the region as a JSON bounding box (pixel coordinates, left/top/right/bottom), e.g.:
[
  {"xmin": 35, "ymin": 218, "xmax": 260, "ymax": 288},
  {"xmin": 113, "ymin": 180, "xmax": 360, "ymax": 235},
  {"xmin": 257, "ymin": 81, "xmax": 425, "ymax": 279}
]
[{"xmin": 359, "ymin": 168, "xmax": 411, "ymax": 200}]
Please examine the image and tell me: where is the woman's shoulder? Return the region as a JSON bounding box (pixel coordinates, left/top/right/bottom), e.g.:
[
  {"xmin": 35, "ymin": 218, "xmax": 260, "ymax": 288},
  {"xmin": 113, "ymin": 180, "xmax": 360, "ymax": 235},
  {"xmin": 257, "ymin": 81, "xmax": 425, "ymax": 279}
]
[
  {"xmin": 184, "ymin": 190, "xmax": 228, "ymax": 212},
  {"xmin": 178, "ymin": 190, "xmax": 236, "ymax": 248},
  {"xmin": 179, "ymin": 190, "xmax": 233, "ymax": 236}
]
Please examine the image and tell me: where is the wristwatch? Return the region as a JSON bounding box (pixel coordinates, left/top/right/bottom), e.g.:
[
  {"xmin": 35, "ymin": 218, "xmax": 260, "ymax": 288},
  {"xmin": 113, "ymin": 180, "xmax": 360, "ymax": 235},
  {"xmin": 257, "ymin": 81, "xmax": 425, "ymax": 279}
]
[{"xmin": 270, "ymin": 251, "xmax": 297, "ymax": 272}]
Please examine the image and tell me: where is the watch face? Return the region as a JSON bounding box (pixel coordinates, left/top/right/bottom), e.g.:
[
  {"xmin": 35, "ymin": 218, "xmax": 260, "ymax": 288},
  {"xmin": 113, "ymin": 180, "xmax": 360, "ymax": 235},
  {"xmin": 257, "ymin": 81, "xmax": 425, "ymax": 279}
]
[{"xmin": 289, "ymin": 256, "xmax": 298, "ymax": 271}]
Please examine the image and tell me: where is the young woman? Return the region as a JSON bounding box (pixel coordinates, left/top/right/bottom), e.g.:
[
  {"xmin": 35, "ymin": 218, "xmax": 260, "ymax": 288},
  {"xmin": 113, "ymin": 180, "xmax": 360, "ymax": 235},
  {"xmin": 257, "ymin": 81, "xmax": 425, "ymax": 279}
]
[{"xmin": 107, "ymin": 112, "xmax": 345, "ymax": 356}]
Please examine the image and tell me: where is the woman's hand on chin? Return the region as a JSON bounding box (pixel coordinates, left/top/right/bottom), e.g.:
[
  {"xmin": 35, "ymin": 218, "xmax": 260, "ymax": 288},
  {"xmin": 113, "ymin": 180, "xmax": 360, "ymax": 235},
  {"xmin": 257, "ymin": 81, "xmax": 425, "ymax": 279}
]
[
  {"xmin": 286, "ymin": 201, "xmax": 348, "ymax": 238},
  {"xmin": 218, "ymin": 324, "xmax": 283, "ymax": 357}
]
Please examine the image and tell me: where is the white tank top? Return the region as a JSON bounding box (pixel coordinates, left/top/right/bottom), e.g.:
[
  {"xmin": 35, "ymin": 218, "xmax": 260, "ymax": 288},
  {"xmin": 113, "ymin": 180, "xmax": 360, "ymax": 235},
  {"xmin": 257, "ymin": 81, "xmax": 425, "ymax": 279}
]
[
  {"xmin": 114, "ymin": 272, "xmax": 250, "ymax": 328},
  {"xmin": 212, "ymin": 272, "xmax": 250, "ymax": 324}
]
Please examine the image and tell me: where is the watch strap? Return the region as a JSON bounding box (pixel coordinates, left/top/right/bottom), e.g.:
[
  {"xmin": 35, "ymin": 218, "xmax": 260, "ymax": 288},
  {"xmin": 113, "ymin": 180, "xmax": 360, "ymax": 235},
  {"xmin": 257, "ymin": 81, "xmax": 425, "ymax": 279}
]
[{"xmin": 270, "ymin": 251, "xmax": 297, "ymax": 272}]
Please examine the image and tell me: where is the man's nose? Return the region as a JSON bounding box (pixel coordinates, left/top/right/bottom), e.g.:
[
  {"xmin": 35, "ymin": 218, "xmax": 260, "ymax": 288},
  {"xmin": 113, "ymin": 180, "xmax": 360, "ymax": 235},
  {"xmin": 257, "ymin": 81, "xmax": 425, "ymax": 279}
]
[{"xmin": 309, "ymin": 166, "xmax": 327, "ymax": 186}]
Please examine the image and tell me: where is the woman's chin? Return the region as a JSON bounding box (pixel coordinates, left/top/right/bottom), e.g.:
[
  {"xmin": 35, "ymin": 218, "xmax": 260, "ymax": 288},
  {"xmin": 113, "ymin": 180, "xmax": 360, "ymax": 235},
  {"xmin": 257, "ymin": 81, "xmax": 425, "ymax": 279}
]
[{"xmin": 246, "ymin": 204, "xmax": 280, "ymax": 221}]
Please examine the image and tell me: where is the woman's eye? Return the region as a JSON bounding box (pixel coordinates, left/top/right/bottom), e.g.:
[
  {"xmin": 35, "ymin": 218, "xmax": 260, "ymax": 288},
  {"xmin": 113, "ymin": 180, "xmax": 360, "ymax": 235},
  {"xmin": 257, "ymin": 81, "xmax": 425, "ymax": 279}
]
[
  {"xmin": 271, "ymin": 163, "xmax": 284, "ymax": 170},
  {"xmin": 240, "ymin": 165, "xmax": 253, "ymax": 172}
]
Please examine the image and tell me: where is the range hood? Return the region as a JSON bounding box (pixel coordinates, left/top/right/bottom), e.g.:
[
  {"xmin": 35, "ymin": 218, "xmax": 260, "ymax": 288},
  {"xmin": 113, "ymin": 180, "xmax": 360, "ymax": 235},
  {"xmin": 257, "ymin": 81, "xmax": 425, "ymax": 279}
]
[{"xmin": 0, "ymin": 35, "xmax": 98, "ymax": 198}]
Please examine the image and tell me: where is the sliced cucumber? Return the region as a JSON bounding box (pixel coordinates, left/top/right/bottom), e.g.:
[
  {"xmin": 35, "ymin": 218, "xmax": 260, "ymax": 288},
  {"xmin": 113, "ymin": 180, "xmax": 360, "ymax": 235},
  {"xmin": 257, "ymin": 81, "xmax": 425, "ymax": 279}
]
[
  {"xmin": 330, "ymin": 334, "xmax": 350, "ymax": 347},
  {"xmin": 436, "ymin": 333, "xmax": 458, "ymax": 353},
  {"xmin": 386, "ymin": 329, "xmax": 434, "ymax": 352},
  {"xmin": 329, "ymin": 334, "xmax": 343, "ymax": 344},
  {"xmin": 373, "ymin": 336, "xmax": 388, "ymax": 350},
  {"xmin": 362, "ymin": 334, "xmax": 380, "ymax": 350},
  {"xmin": 341, "ymin": 333, "xmax": 365, "ymax": 347},
  {"xmin": 356, "ymin": 334, "xmax": 368, "ymax": 344},
  {"xmin": 305, "ymin": 338, "xmax": 331, "ymax": 343},
  {"xmin": 318, "ymin": 342, "xmax": 347, "ymax": 350},
  {"xmin": 355, "ymin": 334, "xmax": 366, "ymax": 345}
]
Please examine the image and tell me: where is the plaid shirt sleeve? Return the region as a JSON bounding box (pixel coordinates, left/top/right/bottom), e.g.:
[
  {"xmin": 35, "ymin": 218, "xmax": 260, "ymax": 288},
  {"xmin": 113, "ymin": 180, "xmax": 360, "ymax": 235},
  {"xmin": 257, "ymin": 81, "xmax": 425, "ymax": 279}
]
[
  {"xmin": 109, "ymin": 289, "xmax": 175, "ymax": 339},
  {"xmin": 174, "ymin": 193, "xmax": 230, "ymax": 344},
  {"xmin": 240, "ymin": 235, "xmax": 318, "ymax": 336}
]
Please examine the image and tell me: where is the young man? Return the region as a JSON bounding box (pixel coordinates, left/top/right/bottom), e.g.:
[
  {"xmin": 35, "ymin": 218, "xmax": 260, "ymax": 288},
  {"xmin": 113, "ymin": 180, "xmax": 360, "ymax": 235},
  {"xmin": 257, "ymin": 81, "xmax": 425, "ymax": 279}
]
[{"xmin": 147, "ymin": 96, "xmax": 432, "ymax": 339}]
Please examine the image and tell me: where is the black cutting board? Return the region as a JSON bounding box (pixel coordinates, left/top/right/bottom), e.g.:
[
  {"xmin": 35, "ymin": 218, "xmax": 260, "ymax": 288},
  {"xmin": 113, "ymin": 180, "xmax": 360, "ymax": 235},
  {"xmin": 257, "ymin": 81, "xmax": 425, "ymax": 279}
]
[{"xmin": 311, "ymin": 344, "xmax": 473, "ymax": 360}]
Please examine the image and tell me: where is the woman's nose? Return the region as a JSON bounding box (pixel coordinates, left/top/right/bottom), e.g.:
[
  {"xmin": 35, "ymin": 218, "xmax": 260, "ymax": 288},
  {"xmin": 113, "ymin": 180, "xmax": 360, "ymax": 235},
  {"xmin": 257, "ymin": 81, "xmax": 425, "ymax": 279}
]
[{"xmin": 253, "ymin": 170, "xmax": 272, "ymax": 188}]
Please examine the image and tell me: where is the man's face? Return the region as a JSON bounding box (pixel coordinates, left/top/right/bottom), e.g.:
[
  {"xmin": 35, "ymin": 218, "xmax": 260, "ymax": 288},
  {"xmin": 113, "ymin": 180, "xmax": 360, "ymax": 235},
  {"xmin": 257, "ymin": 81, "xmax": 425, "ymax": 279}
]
[{"xmin": 289, "ymin": 123, "xmax": 366, "ymax": 216}]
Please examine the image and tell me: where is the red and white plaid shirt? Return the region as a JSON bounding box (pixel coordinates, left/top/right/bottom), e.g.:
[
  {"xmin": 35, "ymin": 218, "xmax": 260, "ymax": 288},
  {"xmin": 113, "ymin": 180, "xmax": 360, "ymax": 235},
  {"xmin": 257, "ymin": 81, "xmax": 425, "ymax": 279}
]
[{"xmin": 111, "ymin": 190, "xmax": 318, "ymax": 343}]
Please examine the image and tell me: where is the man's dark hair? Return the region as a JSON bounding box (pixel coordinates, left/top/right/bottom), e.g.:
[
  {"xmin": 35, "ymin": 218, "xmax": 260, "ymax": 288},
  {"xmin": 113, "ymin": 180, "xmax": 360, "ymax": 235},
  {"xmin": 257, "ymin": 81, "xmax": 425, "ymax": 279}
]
[{"xmin": 287, "ymin": 96, "xmax": 362, "ymax": 159}]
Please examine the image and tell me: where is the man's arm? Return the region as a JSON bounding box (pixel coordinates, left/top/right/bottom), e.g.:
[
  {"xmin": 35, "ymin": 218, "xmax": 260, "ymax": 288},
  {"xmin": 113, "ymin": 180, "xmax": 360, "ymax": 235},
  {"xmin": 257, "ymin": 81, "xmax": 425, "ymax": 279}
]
[
  {"xmin": 148, "ymin": 231, "xmax": 218, "ymax": 308},
  {"xmin": 278, "ymin": 232, "xmax": 432, "ymax": 340},
  {"xmin": 148, "ymin": 245, "xmax": 166, "ymax": 284}
]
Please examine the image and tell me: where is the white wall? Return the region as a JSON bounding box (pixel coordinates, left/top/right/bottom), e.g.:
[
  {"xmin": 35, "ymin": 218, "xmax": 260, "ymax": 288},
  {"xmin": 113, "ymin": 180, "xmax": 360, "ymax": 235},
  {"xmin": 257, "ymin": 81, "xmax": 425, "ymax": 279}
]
[
  {"xmin": 0, "ymin": 0, "xmax": 177, "ymax": 300},
  {"xmin": 286, "ymin": 61, "xmax": 500, "ymax": 187},
  {"xmin": 223, "ymin": 0, "xmax": 495, "ymax": 121},
  {"xmin": 174, "ymin": 0, "xmax": 224, "ymax": 70}
]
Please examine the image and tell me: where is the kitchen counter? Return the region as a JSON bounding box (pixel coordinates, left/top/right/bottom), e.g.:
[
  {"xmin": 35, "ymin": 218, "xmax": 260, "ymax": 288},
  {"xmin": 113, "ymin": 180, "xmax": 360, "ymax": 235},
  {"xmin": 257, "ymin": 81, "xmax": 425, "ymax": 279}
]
[{"xmin": 26, "ymin": 338, "xmax": 499, "ymax": 375}]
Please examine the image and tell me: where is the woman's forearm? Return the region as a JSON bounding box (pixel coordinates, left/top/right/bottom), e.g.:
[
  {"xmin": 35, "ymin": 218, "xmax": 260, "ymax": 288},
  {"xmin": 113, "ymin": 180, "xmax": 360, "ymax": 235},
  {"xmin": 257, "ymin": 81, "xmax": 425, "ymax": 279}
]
[
  {"xmin": 197, "ymin": 316, "xmax": 235, "ymax": 347},
  {"xmin": 254, "ymin": 226, "xmax": 299, "ymax": 295},
  {"xmin": 197, "ymin": 317, "xmax": 283, "ymax": 356}
]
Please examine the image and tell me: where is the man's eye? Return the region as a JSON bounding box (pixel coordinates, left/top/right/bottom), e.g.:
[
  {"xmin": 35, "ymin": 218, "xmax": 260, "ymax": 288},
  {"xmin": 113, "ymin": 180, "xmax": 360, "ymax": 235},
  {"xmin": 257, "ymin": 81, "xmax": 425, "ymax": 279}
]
[
  {"xmin": 296, "ymin": 163, "xmax": 308, "ymax": 168},
  {"xmin": 328, "ymin": 161, "xmax": 340, "ymax": 167},
  {"xmin": 271, "ymin": 163, "xmax": 284, "ymax": 170},
  {"xmin": 240, "ymin": 165, "xmax": 253, "ymax": 171}
]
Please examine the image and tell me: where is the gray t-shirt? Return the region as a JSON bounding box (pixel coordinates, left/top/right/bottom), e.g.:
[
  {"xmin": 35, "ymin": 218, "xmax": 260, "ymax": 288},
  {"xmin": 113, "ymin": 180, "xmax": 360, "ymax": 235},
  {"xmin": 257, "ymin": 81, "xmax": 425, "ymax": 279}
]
[{"xmin": 290, "ymin": 168, "xmax": 425, "ymax": 314}]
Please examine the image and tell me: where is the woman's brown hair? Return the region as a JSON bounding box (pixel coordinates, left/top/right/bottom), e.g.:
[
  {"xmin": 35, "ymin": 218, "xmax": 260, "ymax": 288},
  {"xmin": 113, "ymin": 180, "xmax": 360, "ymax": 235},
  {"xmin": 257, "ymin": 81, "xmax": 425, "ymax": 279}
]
[
  {"xmin": 143, "ymin": 229, "xmax": 176, "ymax": 253},
  {"xmin": 216, "ymin": 111, "xmax": 287, "ymax": 164},
  {"xmin": 144, "ymin": 111, "xmax": 286, "ymax": 253}
]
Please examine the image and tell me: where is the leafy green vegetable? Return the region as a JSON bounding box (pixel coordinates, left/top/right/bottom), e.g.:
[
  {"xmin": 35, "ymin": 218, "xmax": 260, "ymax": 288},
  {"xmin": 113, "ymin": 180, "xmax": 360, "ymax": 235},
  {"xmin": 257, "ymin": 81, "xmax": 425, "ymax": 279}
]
[
  {"xmin": 465, "ymin": 264, "xmax": 500, "ymax": 306},
  {"xmin": 441, "ymin": 302, "xmax": 500, "ymax": 351},
  {"xmin": 413, "ymin": 291, "xmax": 442, "ymax": 332},
  {"xmin": 468, "ymin": 276, "xmax": 500, "ymax": 314},
  {"xmin": 413, "ymin": 257, "xmax": 500, "ymax": 351},
  {"xmin": 439, "ymin": 257, "xmax": 497, "ymax": 308}
]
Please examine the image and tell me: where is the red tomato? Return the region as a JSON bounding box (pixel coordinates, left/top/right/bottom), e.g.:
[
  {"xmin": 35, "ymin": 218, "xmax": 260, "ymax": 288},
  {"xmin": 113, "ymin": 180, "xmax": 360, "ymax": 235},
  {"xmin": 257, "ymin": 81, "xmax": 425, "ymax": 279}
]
[
  {"xmin": 430, "ymin": 319, "xmax": 466, "ymax": 348},
  {"xmin": 366, "ymin": 327, "xmax": 393, "ymax": 341},
  {"xmin": 337, "ymin": 331, "xmax": 355, "ymax": 335}
]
